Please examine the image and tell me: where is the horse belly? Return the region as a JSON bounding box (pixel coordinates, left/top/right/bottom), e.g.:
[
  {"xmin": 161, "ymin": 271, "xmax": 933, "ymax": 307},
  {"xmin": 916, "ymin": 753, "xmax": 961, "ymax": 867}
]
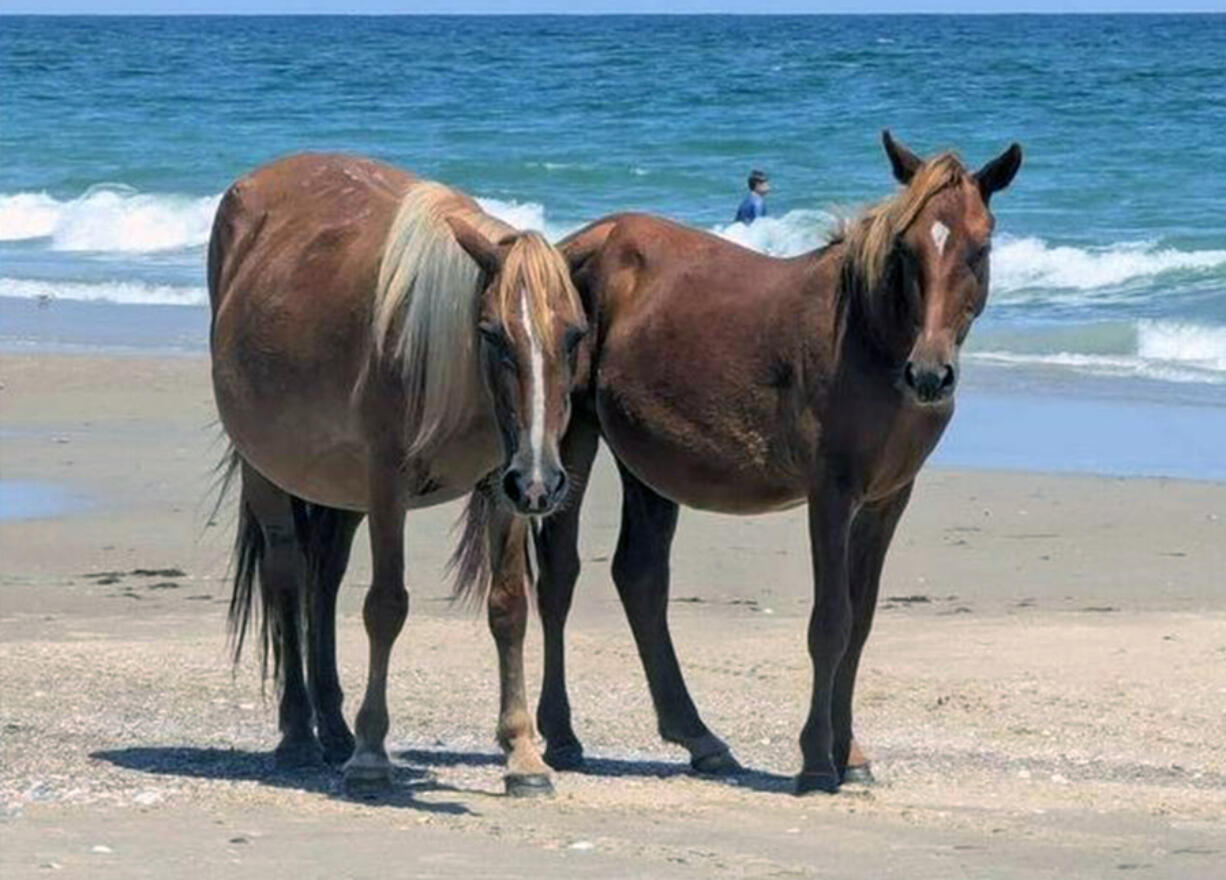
[
  {"xmin": 216, "ymin": 376, "xmax": 372, "ymax": 509},
  {"xmin": 596, "ymin": 386, "xmax": 807, "ymax": 515}
]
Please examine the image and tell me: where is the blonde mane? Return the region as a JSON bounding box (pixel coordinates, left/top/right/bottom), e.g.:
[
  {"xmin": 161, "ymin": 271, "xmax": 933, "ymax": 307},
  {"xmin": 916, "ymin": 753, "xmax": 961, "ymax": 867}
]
[
  {"xmin": 372, "ymin": 180, "xmax": 579, "ymax": 459},
  {"xmin": 837, "ymin": 152, "xmax": 967, "ymax": 293}
]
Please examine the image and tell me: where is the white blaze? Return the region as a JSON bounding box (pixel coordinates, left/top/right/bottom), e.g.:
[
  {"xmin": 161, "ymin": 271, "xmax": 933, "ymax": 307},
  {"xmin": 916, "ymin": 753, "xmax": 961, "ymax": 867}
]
[
  {"xmin": 520, "ymin": 286, "xmax": 546, "ymax": 483},
  {"xmin": 931, "ymin": 221, "xmax": 950, "ymax": 255}
]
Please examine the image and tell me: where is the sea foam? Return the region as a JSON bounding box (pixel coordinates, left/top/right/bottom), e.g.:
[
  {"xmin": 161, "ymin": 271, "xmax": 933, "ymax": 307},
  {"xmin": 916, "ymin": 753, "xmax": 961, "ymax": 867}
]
[
  {"xmin": 991, "ymin": 236, "xmax": 1226, "ymax": 297},
  {"xmin": 0, "ymin": 187, "xmax": 221, "ymax": 253},
  {"xmin": 0, "ymin": 277, "xmax": 208, "ymax": 307},
  {"xmin": 710, "ymin": 209, "xmax": 1226, "ymax": 295},
  {"xmin": 968, "ymin": 320, "xmax": 1226, "ymax": 384}
]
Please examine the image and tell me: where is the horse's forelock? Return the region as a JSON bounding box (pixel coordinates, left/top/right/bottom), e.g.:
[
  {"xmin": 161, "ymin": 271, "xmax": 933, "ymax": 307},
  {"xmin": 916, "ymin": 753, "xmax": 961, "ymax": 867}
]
[
  {"xmin": 493, "ymin": 231, "xmax": 582, "ymax": 349},
  {"xmin": 841, "ymin": 152, "xmax": 968, "ymax": 293}
]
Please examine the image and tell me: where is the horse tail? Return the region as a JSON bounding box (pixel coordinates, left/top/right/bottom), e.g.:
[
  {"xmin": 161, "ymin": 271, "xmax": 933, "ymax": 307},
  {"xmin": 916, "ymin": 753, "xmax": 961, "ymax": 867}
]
[
  {"xmin": 218, "ymin": 447, "xmax": 279, "ymax": 689},
  {"xmin": 226, "ymin": 482, "xmax": 273, "ymax": 683},
  {"xmin": 448, "ymin": 478, "xmax": 536, "ymax": 611},
  {"xmin": 448, "ymin": 478, "xmax": 497, "ymax": 608}
]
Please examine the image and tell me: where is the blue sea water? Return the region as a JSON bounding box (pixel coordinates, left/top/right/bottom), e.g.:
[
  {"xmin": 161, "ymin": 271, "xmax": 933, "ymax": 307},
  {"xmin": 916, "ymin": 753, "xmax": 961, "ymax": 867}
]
[{"xmin": 1, "ymin": 15, "xmax": 1224, "ymax": 477}]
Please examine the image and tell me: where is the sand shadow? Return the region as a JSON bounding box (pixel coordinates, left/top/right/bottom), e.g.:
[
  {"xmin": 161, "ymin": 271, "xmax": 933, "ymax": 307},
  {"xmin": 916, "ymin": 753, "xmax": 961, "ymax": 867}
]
[
  {"xmin": 90, "ymin": 746, "xmax": 476, "ymax": 814},
  {"xmin": 398, "ymin": 746, "xmax": 795, "ymax": 794}
]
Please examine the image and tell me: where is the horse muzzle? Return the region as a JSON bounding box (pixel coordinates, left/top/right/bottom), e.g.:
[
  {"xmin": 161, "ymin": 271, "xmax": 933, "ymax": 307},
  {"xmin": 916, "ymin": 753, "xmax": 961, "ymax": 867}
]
[
  {"xmin": 902, "ymin": 359, "xmax": 957, "ymax": 405},
  {"xmin": 501, "ymin": 464, "xmax": 569, "ymax": 516}
]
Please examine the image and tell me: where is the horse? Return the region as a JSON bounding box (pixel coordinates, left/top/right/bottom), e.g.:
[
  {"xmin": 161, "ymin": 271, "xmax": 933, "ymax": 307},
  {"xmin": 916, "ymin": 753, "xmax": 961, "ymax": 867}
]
[
  {"xmin": 457, "ymin": 132, "xmax": 1022, "ymax": 794},
  {"xmin": 208, "ymin": 153, "xmax": 587, "ymax": 796}
]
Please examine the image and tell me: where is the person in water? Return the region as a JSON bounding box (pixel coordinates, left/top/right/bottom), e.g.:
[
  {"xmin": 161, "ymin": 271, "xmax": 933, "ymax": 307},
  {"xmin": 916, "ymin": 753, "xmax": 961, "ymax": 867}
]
[{"xmin": 734, "ymin": 169, "xmax": 770, "ymax": 224}]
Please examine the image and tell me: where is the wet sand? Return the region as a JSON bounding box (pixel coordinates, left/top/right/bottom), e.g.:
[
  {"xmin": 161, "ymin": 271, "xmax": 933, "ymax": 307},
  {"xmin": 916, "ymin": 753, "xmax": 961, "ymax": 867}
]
[{"xmin": 2, "ymin": 353, "xmax": 1224, "ymax": 879}]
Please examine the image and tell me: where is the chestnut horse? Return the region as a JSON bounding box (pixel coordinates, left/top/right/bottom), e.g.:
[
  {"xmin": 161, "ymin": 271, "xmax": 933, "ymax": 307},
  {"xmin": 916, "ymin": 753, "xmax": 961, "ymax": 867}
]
[
  {"xmin": 209, "ymin": 154, "xmax": 586, "ymax": 796},
  {"xmin": 459, "ymin": 132, "xmax": 1021, "ymax": 794}
]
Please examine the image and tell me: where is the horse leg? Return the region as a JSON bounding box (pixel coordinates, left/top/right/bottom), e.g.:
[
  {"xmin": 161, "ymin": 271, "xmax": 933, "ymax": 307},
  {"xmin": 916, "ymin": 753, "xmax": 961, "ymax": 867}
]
[
  {"xmin": 534, "ymin": 415, "xmax": 599, "ymax": 771},
  {"xmin": 343, "ymin": 476, "xmax": 408, "ymax": 795},
  {"xmin": 486, "ymin": 505, "xmax": 554, "ymax": 797},
  {"xmin": 612, "ymin": 462, "xmax": 738, "ymax": 774},
  {"xmin": 834, "ymin": 482, "xmax": 913, "ymax": 785},
  {"xmin": 303, "ymin": 504, "xmax": 365, "ymax": 766},
  {"xmin": 796, "ymin": 482, "xmax": 855, "ymax": 795},
  {"xmin": 241, "ymin": 465, "xmax": 322, "ymax": 768}
]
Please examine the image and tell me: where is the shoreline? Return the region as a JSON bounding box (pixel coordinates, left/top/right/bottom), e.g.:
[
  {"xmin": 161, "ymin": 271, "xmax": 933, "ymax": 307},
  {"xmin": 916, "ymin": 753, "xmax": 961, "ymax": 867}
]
[
  {"xmin": 2, "ymin": 350, "xmax": 1224, "ymax": 877},
  {"xmin": 3, "ymin": 347, "xmax": 1225, "ymax": 484}
]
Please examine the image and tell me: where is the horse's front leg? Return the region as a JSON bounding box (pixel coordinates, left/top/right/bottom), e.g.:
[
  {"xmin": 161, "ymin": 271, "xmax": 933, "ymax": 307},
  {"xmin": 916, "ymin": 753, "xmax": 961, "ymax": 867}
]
[
  {"xmin": 835, "ymin": 481, "xmax": 913, "ymax": 785},
  {"xmin": 343, "ymin": 475, "xmax": 408, "ymax": 795},
  {"xmin": 797, "ymin": 480, "xmax": 856, "ymax": 795},
  {"xmin": 487, "ymin": 506, "xmax": 554, "ymax": 797},
  {"xmin": 535, "ymin": 413, "xmax": 600, "ymax": 771}
]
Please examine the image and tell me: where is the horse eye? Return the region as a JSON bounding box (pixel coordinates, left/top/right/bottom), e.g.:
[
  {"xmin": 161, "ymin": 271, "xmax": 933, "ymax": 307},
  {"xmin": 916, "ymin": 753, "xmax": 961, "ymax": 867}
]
[
  {"xmin": 478, "ymin": 323, "xmax": 517, "ymax": 368},
  {"xmin": 564, "ymin": 326, "xmax": 587, "ymax": 353}
]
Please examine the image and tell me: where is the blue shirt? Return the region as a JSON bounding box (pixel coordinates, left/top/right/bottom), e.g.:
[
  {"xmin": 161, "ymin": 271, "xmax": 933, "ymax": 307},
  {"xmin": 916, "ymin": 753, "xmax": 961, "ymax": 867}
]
[{"xmin": 734, "ymin": 191, "xmax": 767, "ymax": 224}]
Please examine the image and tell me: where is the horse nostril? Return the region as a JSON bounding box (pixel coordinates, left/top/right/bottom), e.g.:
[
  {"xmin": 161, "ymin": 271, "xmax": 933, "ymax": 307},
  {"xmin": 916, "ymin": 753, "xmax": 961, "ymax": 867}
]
[
  {"xmin": 501, "ymin": 470, "xmax": 521, "ymax": 504},
  {"xmin": 940, "ymin": 364, "xmax": 956, "ymax": 390},
  {"xmin": 551, "ymin": 470, "xmax": 569, "ymax": 501},
  {"xmin": 903, "ymin": 362, "xmax": 918, "ymax": 388}
]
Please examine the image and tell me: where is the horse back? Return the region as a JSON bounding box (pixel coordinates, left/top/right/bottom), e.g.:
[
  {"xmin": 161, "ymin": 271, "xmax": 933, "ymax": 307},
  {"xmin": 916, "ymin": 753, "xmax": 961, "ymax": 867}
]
[
  {"xmin": 208, "ymin": 155, "xmax": 419, "ymax": 507},
  {"xmin": 565, "ymin": 214, "xmax": 835, "ymax": 512}
]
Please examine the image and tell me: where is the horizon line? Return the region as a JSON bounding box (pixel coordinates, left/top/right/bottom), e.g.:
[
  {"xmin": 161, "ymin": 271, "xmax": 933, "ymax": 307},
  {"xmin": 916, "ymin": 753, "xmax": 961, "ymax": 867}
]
[{"xmin": 3, "ymin": 10, "xmax": 1224, "ymax": 17}]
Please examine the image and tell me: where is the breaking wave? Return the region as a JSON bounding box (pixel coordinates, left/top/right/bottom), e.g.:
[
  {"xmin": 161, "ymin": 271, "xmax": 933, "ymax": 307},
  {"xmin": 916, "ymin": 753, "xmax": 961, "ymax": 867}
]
[{"xmin": 0, "ymin": 187, "xmax": 221, "ymax": 253}]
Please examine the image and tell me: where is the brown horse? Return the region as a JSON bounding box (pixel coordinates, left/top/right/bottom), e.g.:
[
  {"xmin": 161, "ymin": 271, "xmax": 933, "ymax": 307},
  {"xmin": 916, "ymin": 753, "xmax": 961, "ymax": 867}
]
[
  {"xmin": 209, "ymin": 153, "xmax": 587, "ymax": 795},
  {"xmin": 462, "ymin": 132, "xmax": 1021, "ymax": 794}
]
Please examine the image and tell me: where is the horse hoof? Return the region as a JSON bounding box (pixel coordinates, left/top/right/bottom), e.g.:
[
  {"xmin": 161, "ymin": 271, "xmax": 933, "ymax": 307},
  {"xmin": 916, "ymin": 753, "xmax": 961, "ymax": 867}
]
[
  {"xmin": 795, "ymin": 770, "xmax": 841, "ymax": 796},
  {"xmin": 690, "ymin": 748, "xmax": 742, "ymax": 776},
  {"xmin": 319, "ymin": 732, "xmax": 356, "ymax": 767},
  {"xmin": 342, "ymin": 763, "xmax": 393, "ymax": 798},
  {"xmin": 544, "ymin": 743, "xmax": 585, "ymax": 771},
  {"xmin": 274, "ymin": 737, "xmax": 324, "ymax": 770},
  {"xmin": 842, "ymin": 763, "xmax": 875, "ymax": 786},
  {"xmin": 505, "ymin": 773, "xmax": 555, "ymax": 798}
]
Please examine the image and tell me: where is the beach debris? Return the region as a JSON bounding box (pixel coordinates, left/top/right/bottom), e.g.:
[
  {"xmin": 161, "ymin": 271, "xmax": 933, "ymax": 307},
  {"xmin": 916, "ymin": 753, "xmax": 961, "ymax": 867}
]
[
  {"xmin": 90, "ymin": 845, "xmax": 113, "ymax": 854},
  {"xmin": 568, "ymin": 840, "xmax": 595, "ymax": 851}
]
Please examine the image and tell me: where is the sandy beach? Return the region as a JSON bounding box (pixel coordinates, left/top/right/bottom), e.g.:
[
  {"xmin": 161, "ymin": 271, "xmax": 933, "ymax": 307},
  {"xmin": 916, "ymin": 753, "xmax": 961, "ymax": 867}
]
[{"xmin": 1, "ymin": 352, "xmax": 1224, "ymax": 879}]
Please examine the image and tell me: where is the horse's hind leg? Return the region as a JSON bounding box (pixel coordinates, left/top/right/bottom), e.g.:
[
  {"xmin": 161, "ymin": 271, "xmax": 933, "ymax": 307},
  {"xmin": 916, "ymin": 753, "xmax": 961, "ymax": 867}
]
[
  {"xmin": 834, "ymin": 482, "xmax": 913, "ymax": 785},
  {"xmin": 344, "ymin": 475, "xmax": 408, "ymax": 795},
  {"xmin": 302, "ymin": 504, "xmax": 365, "ymax": 765},
  {"xmin": 241, "ymin": 464, "xmax": 322, "ymax": 768},
  {"xmin": 612, "ymin": 462, "xmax": 738, "ymax": 774},
  {"xmin": 534, "ymin": 415, "xmax": 600, "ymax": 771},
  {"xmin": 488, "ymin": 504, "xmax": 554, "ymax": 797}
]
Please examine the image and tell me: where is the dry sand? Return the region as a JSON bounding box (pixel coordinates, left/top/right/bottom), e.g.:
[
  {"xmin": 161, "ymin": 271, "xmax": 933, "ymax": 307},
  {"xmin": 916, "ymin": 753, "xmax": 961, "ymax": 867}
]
[{"xmin": 1, "ymin": 353, "xmax": 1224, "ymax": 879}]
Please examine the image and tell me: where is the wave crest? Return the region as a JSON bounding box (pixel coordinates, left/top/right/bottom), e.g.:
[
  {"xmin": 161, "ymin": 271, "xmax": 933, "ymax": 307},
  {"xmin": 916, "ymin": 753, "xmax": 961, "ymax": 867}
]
[
  {"xmin": 711, "ymin": 209, "xmax": 835, "ymax": 257},
  {"xmin": 0, "ymin": 187, "xmax": 220, "ymax": 254},
  {"xmin": 968, "ymin": 319, "xmax": 1226, "ymax": 385},
  {"xmin": 991, "ymin": 236, "xmax": 1226, "ymax": 296},
  {"xmin": 706, "ymin": 209, "xmax": 1226, "ymax": 298},
  {"xmin": 0, "ymin": 277, "xmax": 207, "ymax": 306}
]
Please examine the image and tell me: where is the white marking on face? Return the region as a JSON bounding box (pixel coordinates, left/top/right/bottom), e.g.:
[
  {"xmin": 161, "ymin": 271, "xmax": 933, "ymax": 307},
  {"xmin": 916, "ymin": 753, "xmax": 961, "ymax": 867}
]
[
  {"xmin": 519, "ymin": 286, "xmax": 546, "ymax": 483},
  {"xmin": 931, "ymin": 221, "xmax": 950, "ymax": 256}
]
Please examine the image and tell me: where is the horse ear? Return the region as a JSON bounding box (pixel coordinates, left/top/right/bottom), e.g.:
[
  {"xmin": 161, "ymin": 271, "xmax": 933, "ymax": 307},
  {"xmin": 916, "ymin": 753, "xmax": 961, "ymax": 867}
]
[
  {"xmin": 882, "ymin": 130, "xmax": 922, "ymax": 185},
  {"xmin": 446, "ymin": 215, "xmax": 502, "ymax": 276},
  {"xmin": 975, "ymin": 143, "xmax": 1023, "ymax": 201}
]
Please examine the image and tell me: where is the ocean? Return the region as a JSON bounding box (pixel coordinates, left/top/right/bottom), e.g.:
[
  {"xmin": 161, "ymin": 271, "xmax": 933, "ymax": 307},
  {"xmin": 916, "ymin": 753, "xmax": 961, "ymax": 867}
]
[{"xmin": 2, "ymin": 14, "xmax": 1225, "ymax": 479}]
